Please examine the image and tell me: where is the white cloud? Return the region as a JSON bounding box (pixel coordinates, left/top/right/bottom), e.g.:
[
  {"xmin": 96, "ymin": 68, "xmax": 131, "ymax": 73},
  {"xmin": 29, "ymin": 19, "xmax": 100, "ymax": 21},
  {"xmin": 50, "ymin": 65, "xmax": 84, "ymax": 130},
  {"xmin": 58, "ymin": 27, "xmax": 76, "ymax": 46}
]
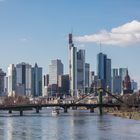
[
  {"xmin": 75, "ymin": 20, "xmax": 140, "ymax": 46},
  {"xmin": 19, "ymin": 38, "xmax": 29, "ymax": 43}
]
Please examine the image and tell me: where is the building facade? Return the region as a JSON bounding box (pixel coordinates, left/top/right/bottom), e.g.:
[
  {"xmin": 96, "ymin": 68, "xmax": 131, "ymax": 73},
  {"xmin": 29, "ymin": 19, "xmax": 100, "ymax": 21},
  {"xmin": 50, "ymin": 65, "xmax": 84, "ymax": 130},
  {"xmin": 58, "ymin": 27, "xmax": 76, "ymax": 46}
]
[
  {"xmin": 69, "ymin": 33, "xmax": 77, "ymax": 97},
  {"xmin": 32, "ymin": 63, "xmax": 42, "ymax": 97},
  {"xmin": 97, "ymin": 53, "xmax": 111, "ymax": 90},
  {"xmin": 85, "ymin": 63, "xmax": 90, "ymax": 88},
  {"xmin": 77, "ymin": 49, "xmax": 85, "ymax": 94},
  {"xmin": 16, "ymin": 62, "xmax": 32, "ymax": 96},
  {"xmin": 0, "ymin": 69, "xmax": 6, "ymax": 96},
  {"xmin": 49, "ymin": 59, "xmax": 63, "ymax": 85},
  {"xmin": 112, "ymin": 68, "xmax": 121, "ymax": 94},
  {"xmin": 7, "ymin": 64, "xmax": 16, "ymax": 96}
]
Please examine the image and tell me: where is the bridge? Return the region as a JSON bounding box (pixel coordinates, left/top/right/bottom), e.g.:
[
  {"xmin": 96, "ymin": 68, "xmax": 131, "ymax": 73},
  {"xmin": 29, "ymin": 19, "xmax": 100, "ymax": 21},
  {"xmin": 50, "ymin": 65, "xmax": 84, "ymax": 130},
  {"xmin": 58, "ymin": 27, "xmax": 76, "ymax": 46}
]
[
  {"xmin": 0, "ymin": 103, "xmax": 122, "ymax": 116},
  {"xmin": 0, "ymin": 88, "xmax": 138, "ymax": 116}
]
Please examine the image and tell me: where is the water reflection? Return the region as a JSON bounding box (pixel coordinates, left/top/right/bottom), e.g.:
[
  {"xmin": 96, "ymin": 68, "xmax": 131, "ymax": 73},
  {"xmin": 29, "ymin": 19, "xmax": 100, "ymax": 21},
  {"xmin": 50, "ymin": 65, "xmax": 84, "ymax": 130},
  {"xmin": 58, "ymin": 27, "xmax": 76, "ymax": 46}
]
[{"xmin": 0, "ymin": 110, "xmax": 139, "ymax": 140}]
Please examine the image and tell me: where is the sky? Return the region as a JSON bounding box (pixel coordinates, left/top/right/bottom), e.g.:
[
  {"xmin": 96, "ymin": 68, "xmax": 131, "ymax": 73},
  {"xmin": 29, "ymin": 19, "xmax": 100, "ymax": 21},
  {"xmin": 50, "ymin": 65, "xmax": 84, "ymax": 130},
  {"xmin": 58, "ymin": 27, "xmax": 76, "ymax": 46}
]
[{"xmin": 0, "ymin": 0, "xmax": 140, "ymax": 87}]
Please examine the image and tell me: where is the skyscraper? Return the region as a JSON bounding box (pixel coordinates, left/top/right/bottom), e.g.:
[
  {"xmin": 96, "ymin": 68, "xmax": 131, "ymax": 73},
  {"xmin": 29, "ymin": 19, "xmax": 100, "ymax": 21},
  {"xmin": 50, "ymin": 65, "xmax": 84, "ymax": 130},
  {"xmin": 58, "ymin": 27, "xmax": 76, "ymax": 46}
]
[
  {"xmin": 49, "ymin": 59, "xmax": 63, "ymax": 85},
  {"xmin": 119, "ymin": 68, "xmax": 128, "ymax": 93},
  {"xmin": 97, "ymin": 52, "xmax": 111, "ymax": 90},
  {"xmin": 85, "ymin": 63, "xmax": 90, "ymax": 88},
  {"xmin": 7, "ymin": 64, "xmax": 16, "ymax": 96},
  {"xmin": 119, "ymin": 68, "xmax": 128, "ymax": 82},
  {"xmin": 112, "ymin": 68, "xmax": 121, "ymax": 94},
  {"xmin": 16, "ymin": 62, "xmax": 32, "ymax": 96},
  {"xmin": 97, "ymin": 53, "xmax": 107, "ymax": 80},
  {"xmin": 0, "ymin": 69, "xmax": 6, "ymax": 96},
  {"xmin": 106, "ymin": 59, "xmax": 111, "ymax": 90},
  {"xmin": 69, "ymin": 33, "xmax": 77, "ymax": 97},
  {"xmin": 32, "ymin": 63, "xmax": 42, "ymax": 97},
  {"xmin": 77, "ymin": 49, "xmax": 85, "ymax": 94}
]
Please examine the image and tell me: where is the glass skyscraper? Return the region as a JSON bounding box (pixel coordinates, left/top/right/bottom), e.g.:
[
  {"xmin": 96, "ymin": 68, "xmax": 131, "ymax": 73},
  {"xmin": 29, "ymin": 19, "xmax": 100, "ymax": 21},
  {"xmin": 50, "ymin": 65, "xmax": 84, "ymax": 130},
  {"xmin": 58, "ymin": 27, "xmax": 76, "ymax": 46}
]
[
  {"xmin": 16, "ymin": 62, "xmax": 32, "ymax": 96},
  {"xmin": 97, "ymin": 52, "xmax": 111, "ymax": 90},
  {"xmin": 32, "ymin": 63, "xmax": 42, "ymax": 97}
]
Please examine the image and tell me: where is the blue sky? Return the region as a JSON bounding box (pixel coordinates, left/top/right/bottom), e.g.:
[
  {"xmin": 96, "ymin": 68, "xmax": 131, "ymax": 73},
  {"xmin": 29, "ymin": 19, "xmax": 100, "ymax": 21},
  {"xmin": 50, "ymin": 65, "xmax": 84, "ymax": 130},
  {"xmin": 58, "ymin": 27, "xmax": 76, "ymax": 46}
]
[{"xmin": 0, "ymin": 0, "xmax": 140, "ymax": 86}]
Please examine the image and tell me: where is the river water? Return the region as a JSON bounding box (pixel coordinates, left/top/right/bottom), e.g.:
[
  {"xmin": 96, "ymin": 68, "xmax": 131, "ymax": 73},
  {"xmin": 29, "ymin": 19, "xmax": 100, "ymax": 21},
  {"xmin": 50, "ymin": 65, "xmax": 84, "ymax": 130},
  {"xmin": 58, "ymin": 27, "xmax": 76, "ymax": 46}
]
[{"xmin": 0, "ymin": 108, "xmax": 139, "ymax": 140}]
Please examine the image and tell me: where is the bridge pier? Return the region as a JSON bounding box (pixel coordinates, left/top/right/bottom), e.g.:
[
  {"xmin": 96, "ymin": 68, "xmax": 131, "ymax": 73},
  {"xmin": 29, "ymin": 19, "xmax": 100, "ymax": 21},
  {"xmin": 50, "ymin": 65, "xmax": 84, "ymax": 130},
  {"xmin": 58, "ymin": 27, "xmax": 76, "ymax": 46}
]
[
  {"xmin": 99, "ymin": 89, "xmax": 103, "ymax": 115},
  {"xmin": 9, "ymin": 110, "xmax": 12, "ymax": 114},
  {"xmin": 64, "ymin": 107, "xmax": 68, "ymax": 113},
  {"xmin": 20, "ymin": 110, "xmax": 23, "ymax": 116},
  {"xmin": 90, "ymin": 108, "xmax": 94, "ymax": 113},
  {"xmin": 36, "ymin": 107, "xmax": 40, "ymax": 113},
  {"xmin": 72, "ymin": 106, "xmax": 77, "ymax": 110}
]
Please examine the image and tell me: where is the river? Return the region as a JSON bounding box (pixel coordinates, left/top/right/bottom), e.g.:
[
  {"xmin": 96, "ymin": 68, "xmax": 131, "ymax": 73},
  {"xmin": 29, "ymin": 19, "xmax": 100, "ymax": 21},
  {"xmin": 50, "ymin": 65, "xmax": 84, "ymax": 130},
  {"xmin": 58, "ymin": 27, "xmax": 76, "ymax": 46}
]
[{"xmin": 0, "ymin": 108, "xmax": 139, "ymax": 140}]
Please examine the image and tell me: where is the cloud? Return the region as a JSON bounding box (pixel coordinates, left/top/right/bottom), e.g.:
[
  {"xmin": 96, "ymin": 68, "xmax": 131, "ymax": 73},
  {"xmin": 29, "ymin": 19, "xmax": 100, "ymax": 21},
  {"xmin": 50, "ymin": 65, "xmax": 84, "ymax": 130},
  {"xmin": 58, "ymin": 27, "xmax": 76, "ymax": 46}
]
[
  {"xmin": 75, "ymin": 20, "xmax": 140, "ymax": 46},
  {"xmin": 19, "ymin": 38, "xmax": 30, "ymax": 43}
]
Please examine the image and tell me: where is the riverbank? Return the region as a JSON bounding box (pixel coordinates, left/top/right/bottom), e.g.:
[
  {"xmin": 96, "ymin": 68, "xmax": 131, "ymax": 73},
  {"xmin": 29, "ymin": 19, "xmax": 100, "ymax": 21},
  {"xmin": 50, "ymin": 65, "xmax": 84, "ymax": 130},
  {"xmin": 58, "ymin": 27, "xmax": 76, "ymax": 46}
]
[{"xmin": 105, "ymin": 108, "xmax": 140, "ymax": 120}]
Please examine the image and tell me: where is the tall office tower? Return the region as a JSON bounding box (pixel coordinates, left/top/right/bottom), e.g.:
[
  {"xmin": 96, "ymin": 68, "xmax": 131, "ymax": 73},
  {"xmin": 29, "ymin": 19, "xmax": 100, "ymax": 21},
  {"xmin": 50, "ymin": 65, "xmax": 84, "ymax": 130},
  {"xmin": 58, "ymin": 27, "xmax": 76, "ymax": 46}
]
[
  {"xmin": 49, "ymin": 59, "xmax": 63, "ymax": 85},
  {"xmin": 43, "ymin": 74, "xmax": 49, "ymax": 87},
  {"xmin": 58, "ymin": 74, "xmax": 69, "ymax": 95},
  {"xmin": 85, "ymin": 63, "xmax": 90, "ymax": 88},
  {"xmin": 119, "ymin": 68, "xmax": 128, "ymax": 82},
  {"xmin": 16, "ymin": 62, "xmax": 32, "ymax": 96},
  {"xmin": 7, "ymin": 64, "xmax": 16, "ymax": 96},
  {"xmin": 97, "ymin": 52, "xmax": 111, "ymax": 90},
  {"xmin": 0, "ymin": 69, "xmax": 6, "ymax": 96},
  {"xmin": 77, "ymin": 49, "xmax": 85, "ymax": 94},
  {"xmin": 131, "ymin": 80, "xmax": 138, "ymax": 92},
  {"xmin": 43, "ymin": 74, "xmax": 49, "ymax": 97},
  {"xmin": 90, "ymin": 71, "xmax": 95, "ymax": 86},
  {"xmin": 119, "ymin": 68, "xmax": 128, "ymax": 92},
  {"xmin": 106, "ymin": 59, "xmax": 111, "ymax": 90},
  {"xmin": 32, "ymin": 63, "xmax": 42, "ymax": 97},
  {"xmin": 112, "ymin": 68, "xmax": 121, "ymax": 94},
  {"xmin": 69, "ymin": 33, "xmax": 77, "ymax": 97}
]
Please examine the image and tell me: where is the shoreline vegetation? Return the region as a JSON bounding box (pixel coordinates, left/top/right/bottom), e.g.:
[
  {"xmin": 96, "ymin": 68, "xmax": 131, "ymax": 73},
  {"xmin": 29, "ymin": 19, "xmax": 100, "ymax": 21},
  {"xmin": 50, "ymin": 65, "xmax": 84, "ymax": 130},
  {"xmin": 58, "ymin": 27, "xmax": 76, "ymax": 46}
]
[{"xmin": 105, "ymin": 108, "xmax": 140, "ymax": 120}]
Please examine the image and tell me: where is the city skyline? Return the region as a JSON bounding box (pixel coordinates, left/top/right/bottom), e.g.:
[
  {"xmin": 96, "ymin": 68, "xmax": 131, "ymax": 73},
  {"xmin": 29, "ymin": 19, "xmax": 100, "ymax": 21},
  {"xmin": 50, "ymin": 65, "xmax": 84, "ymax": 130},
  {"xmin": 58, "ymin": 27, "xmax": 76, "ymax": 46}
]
[{"xmin": 0, "ymin": 0, "xmax": 140, "ymax": 86}]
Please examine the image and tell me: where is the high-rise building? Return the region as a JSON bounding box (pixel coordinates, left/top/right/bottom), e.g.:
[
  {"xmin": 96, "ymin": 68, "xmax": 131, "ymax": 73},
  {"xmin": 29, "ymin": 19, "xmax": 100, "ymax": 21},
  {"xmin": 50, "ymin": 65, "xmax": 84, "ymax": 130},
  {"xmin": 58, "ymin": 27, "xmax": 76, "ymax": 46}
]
[
  {"xmin": 43, "ymin": 74, "xmax": 49, "ymax": 87},
  {"xmin": 0, "ymin": 69, "xmax": 6, "ymax": 96},
  {"xmin": 16, "ymin": 62, "xmax": 32, "ymax": 96},
  {"xmin": 119, "ymin": 68, "xmax": 128, "ymax": 92},
  {"xmin": 7, "ymin": 64, "xmax": 16, "ymax": 96},
  {"xmin": 112, "ymin": 68, "xmax": 121, "ymax": 94},
  {"xmin": 69, "ymin": 33, "xmax": 77, "ymax": 97},
  {"xmin": 77, "ymin": 49, "xmax": 85, "ymax": 94},
  {"xmin": 119, "ymin": 68, "xmax": 128, "ymax": 82},
  {"xmin": 32, "ymin": 63, "xmax": 42, "ymax": 97},
  {"xmin": 43, "ymin": 74, "xmax": 49, "ymax": 97},
  {"xmin": 49, "ymin": 59, "xmax": 63, "ymax": 85},
  {"xmin": 123, "ymin": 69, "xmax": 133, "ymax": 94},
  {"xmin": 106, "ymin": 59, "xmax": 111, "ymax": 90},
  {"xmin": 58, "ymin": 74, "xmax": 69, "ymax": 95},
  {"xmin": 85, "ymin": 63, "xmax": 90, "ymax": 88},
  {"xmin": 131, "ymin": 80, "xmax": 138, "ymax": 92},
  {"xmin": 97, "ymin": 53, "xmax": 111, "ymax": 90}
]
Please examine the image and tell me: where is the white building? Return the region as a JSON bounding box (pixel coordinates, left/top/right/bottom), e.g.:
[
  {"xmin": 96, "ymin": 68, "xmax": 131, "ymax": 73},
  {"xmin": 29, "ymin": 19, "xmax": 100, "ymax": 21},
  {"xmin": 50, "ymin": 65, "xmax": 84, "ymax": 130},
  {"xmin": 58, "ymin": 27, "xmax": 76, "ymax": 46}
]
[
  {"xmin": 49, "ymin": 59, "xmax": 63, "ymax": 85},
  {"xmin": 69, "ymin": 33, "xmax": 77, "ymax": 97},
  {"xmin": 7, "ymin": 64, "xmax": 16, "ymax": 96}
]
